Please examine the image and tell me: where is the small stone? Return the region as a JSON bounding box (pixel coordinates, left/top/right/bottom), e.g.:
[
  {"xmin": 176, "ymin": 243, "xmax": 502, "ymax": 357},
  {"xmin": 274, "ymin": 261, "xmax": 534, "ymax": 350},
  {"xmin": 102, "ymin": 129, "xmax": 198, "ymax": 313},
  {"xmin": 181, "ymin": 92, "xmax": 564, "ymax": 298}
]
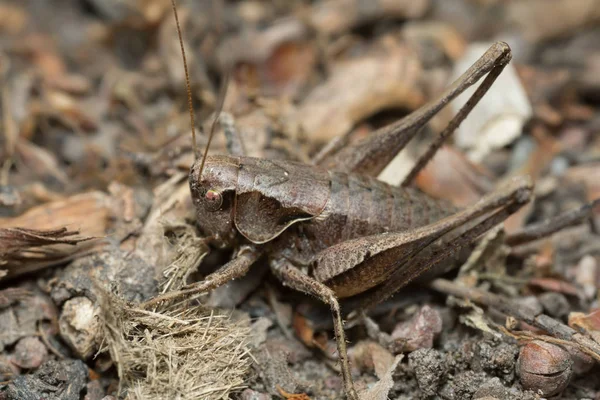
[
  {"xmin": 240, "ymin": 388, "xmax": 271, "ymax": 400},
  {"xmin": 12, "ymin": 337, "xmax": 48, "ymax": 369},
  {"xmin": 538, "ymin": 292, "xmax": 570, "ymax": 319},
  {"xmin": 392, "ymin": 305, "xmax": 443, "ymax": 351},
  {"xmin": 515, "ymin": 296, "xmax": 543, "ymax": 315},
  {"xmin": 84, "ymin": 380, "xmax": 105, "ymax": 400},
  {"xmin": 59, "ymin": 296, "xmax": 100, "ymax": 359},
  {"xmin": 565, "ymin": 345, "xmax": 595, "ymax": 375},
  {"xmin": 472, "ymin": 377, "xmax": 513, "ymax": 400}
]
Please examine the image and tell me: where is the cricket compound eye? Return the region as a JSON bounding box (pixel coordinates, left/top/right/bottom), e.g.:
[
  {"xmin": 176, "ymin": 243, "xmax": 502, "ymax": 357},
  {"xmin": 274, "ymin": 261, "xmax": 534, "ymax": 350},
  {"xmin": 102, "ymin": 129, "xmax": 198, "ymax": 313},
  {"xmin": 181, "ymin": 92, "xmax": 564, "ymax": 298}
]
[{"xmin": 204, "ymin": 189, "xmax": 223, "ymax": 211}]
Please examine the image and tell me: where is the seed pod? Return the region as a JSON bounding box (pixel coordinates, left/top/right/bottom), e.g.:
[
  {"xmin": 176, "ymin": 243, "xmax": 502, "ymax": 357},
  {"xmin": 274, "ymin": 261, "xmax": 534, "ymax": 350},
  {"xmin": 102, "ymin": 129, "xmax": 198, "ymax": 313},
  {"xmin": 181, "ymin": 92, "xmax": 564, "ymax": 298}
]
[{"xmin": 517, "ymin": 341, "xmax": 572, "ymax": 397}]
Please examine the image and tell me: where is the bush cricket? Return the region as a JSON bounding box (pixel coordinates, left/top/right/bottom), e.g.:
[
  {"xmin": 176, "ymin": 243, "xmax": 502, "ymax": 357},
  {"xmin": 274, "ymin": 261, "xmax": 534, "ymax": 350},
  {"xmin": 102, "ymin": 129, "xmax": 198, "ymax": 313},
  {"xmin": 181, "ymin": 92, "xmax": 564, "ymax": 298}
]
[{"xmin": 144, "ymin": 2, "xmax": 535, "ymax": 398}]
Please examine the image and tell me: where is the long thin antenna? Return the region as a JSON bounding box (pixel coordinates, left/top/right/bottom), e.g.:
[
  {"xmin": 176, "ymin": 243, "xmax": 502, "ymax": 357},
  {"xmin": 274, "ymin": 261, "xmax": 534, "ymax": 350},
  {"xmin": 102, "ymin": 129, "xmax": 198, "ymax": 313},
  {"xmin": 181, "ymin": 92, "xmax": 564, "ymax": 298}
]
[
  {"xmin": 170, "ymin": 0, "xmax": 197, "ymax": 159},
  {"xmin": 198, "ymin": 71, "xmax": 230, "ymax": 177}
]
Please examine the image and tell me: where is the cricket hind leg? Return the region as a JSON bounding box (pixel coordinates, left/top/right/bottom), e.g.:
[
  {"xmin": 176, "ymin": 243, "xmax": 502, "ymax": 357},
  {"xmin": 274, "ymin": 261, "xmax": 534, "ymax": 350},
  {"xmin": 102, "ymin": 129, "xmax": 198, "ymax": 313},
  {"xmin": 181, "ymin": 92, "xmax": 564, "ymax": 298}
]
[
  {"xmin": 142, "ymin": 246, "xmax": 261, "ymax": 308},
  {"xmin": 354, "ymin": 189, "xmax": 531, "ymax": 312},
  {"xmin": 270, "ymin": 258, "xmax": 359, "ymax": 400},
  {"xmin": 317, "ymin": 42, "xmax": 512, "ymax": 178}
]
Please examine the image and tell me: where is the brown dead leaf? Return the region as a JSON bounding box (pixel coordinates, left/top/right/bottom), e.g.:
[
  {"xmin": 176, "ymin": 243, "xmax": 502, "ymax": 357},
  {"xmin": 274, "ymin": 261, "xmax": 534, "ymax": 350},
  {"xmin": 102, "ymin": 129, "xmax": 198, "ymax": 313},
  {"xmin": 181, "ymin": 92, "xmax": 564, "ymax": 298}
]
[
  {"xmin": 0, "ymin": 185, "xmax": 146, "ymax": 279},
  {"xmin": 308, "ymin": 0, "xmax": 430, "ymax": 36},
  {"xmin": 415, "ymin": 145, "xmax": 493, "ymax": 207},
  {"xmin": 348, "ymin": 341, "xmax": 394, "ymax": 379},
  {"xmin": 292, "ymin": 311, "xmax": 329, "ymax": 351},
  {"xmin": 0, "ymin": 4, "xmax": 28, "ymax": 34},
  {"xmin": 43, "ymin": 88, "xmax": 97, "ymax": 131},
  {"xmin": 402, "ymin": 21, "xmax": 467, "ymax": 61},
  {"xmin": 0, "ymin": 191, "xmax": 109, "ymax": 236},
  {"xmin": 277, "ymin": 386, "xmax": 311, "ymax": 400},
  {"xmin": 569, "ymin": 309, "xmax": 600, "ymax": 345},
  {"xmin": 569, "ymin": 309, "xmax": 600, "ymax": 332},
  {"xmin": 564, "ymin": 163, "xmax": 600, "ymax": 202},
  {"xmin": 358, "ymin": 355, "xmax": 403, "ymax": 400},
  {"xmin": 220, "ymin": 19, "xmax": 316, "ymax": 98},
  {"xmin": 507, "ymin": 0, "xmax": 600, "ymax": 43},
  {"xmin": 15, "ymin": 139, "xmax": 69, "ymax": 188},
  {"xmin": 290, "ymin": 38, "xmax": 424, "ymax": 142}
]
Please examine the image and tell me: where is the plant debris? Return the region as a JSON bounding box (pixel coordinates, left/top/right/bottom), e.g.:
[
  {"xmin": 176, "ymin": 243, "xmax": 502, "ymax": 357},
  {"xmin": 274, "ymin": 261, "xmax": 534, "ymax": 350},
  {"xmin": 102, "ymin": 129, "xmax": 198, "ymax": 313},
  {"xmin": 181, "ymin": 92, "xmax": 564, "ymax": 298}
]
[{"xmin": 100, "ymin": 296, "xmax": 252, "ymax": 400}]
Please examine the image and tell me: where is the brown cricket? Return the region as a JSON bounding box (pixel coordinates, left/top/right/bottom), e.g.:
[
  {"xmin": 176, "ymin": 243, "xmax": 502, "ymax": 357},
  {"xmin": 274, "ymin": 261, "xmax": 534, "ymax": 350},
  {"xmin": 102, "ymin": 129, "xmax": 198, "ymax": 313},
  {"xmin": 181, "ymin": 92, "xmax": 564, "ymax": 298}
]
[{"xmin": 144, "ymin": 2, "xmax": 535, "ymax": 399}]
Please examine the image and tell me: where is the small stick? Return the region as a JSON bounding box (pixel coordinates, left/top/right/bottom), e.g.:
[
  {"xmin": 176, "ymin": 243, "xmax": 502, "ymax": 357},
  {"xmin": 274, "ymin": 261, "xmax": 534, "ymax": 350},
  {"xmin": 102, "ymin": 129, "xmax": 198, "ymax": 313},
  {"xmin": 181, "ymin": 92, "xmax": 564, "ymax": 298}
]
[{"xmin": 505, "ymin": 198, "xmax": 600, "ymax": 246}]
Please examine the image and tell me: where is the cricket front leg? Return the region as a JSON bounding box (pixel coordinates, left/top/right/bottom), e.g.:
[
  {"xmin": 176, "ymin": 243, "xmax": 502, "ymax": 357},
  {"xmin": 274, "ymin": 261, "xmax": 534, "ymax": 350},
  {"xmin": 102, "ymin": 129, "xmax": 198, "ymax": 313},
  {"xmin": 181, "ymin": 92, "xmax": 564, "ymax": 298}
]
[
  {"xmin": 142, "ymin": 246, "xmax": 261, "ymax": 308},
  {"xmin": 270, "ymin": 258, "xmax": 359, "ymax": 400},
  {"xmin": 317, "ymin": 42, "xmax": 511, "ymax": 178}
]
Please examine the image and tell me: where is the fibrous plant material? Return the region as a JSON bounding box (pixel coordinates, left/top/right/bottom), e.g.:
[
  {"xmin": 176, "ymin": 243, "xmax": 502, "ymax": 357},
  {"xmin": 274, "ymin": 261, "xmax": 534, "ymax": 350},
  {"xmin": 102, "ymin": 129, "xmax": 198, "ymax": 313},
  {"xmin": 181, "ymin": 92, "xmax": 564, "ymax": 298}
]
[
  {"xmin": 100, "ymin": 295, "xmax": 252, "ymax": 400},
  {"xmin": 0, "ymin": 227, "xmax": 93, "ymax": 278}
]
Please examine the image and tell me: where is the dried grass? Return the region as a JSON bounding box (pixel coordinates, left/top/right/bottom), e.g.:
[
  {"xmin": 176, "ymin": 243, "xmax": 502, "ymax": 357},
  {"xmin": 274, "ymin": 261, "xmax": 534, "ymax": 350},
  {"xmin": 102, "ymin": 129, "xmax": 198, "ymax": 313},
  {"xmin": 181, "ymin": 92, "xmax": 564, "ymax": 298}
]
[{"xmin": 100, "ymin": 295, "xmax": 252, "ymax": 400}]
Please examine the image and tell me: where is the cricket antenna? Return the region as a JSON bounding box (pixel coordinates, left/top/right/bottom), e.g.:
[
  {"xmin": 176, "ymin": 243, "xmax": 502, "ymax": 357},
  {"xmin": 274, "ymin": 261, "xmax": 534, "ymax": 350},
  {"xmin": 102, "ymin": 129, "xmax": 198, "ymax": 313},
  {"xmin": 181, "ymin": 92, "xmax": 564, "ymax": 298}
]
[
  {"xmin": 170, "ymin": 0, "xmax": 197, "ymax": 160},
  {"xmin": 198, "ymin": 71, "xmax": 230, "ymax": 177},
  {"xmin": 171, "ymin": 0, "xmax": 229, "ymax": 177}
]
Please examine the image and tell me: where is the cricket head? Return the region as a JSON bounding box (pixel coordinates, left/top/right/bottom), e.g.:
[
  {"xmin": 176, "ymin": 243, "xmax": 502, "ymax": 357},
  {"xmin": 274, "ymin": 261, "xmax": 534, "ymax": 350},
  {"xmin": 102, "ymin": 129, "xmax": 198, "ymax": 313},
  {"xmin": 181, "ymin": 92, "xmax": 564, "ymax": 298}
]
[
  {"xmin": 189, "ymin": 155, "xmax": 240, "ymax": 247},
  {"xmin": 191, "ymin": 155, "xmax": 331, "ymax": 246}
]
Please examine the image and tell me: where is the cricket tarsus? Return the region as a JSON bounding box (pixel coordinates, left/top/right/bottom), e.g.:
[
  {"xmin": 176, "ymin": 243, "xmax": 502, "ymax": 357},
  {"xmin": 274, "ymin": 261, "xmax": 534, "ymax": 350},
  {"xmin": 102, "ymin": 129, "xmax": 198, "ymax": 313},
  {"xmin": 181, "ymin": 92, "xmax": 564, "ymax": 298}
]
[{"xmin": 155, "ymin": 12, "xmax": 525, "ymax": 398}]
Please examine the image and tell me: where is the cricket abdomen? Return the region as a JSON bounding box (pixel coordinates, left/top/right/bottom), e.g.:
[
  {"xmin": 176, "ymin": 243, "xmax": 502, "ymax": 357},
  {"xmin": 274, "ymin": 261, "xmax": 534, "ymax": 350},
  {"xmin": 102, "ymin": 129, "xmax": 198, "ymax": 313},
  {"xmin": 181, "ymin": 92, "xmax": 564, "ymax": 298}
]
[{"xmin": 297, "ymin": 172, "xmax": 456, "ymax": 258}]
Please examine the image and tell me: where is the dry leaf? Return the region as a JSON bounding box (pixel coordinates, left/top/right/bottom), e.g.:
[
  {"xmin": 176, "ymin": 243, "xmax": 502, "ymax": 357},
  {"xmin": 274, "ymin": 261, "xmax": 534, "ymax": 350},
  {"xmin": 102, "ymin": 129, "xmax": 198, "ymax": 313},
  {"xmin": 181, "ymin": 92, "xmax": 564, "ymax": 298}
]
[
  {"xmin": 290, "ymin": 38, "xmax": 424, "ymax": 142},
  {"xmin": 277, "ymin": 386, "xmax": 311, "ymax": 400},
  {"xmin": 451, "ymin": 43, "xmax": 532, "ymax": 162},
  {"xmin": 358, "ymin": 355, "xmax": 403, "ymax": 400},
  {"xmin": 309, "ymin": 0, "xmax": 430, "ymax": 35},
  {"xmin": 349, "ymin": 341, "xmax": 395, "ymax": 379},
  {"xmin": 415, "ymin": 145, "xmax": 493, "ymax": 207}
]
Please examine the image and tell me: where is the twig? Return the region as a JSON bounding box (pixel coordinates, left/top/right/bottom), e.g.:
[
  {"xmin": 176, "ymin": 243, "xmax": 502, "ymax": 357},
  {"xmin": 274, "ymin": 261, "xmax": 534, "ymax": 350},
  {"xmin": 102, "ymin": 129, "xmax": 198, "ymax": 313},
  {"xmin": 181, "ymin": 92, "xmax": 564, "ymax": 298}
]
[{"xmin": 505, "ymin": 198, "xmax": 600, "ymax": 246}]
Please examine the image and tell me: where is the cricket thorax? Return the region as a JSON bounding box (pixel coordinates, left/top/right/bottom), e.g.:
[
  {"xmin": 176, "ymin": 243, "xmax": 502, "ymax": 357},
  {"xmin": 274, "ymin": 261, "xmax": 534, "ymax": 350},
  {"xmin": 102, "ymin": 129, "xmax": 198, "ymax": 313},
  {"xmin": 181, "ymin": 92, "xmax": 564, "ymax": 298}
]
[{"xmin": 268, "ymin": 171, "xmax": 457, "ymax": 271}]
